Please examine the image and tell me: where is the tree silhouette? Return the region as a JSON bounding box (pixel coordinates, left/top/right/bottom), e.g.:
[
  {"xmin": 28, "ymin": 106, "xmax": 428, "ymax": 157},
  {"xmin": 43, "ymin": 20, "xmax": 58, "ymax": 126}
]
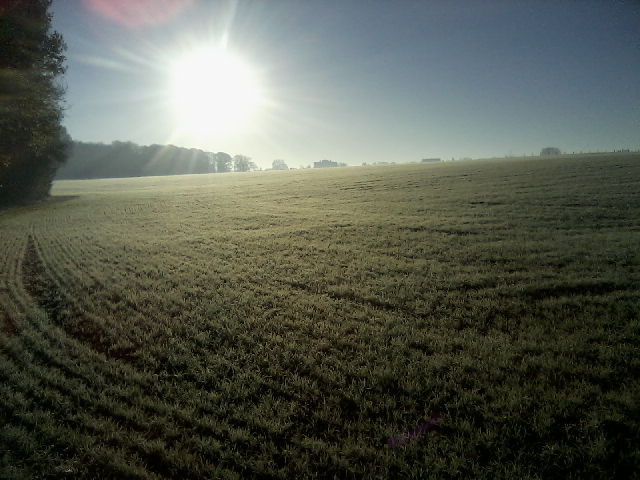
[
  {"xmin": 233, "ymin": 155, "xmax": 255, "ymax": 172},
  {"xmin": 0, "ymin": 0, "xmax": 69, "ymax": 206},
  {"xmin": 214, "ymin": 152, "xmax": 232, "ymax": 173},
  {"xmin": 55, "ymin": 141, "xmax": 226, "ymax": 179}
]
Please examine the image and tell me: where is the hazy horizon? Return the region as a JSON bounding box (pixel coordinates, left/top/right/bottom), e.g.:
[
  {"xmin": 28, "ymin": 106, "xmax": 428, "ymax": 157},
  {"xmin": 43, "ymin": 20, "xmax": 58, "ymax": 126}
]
[{"xmin": 52, "ymin": 0, "xmax": 640, "ymax": 169}]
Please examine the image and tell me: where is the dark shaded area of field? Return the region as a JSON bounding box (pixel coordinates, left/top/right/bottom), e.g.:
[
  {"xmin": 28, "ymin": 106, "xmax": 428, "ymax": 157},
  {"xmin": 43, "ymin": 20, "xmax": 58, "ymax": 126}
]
[{"xmin": 1, "ymin": 154, "xmax": 639, "ymax": 479}]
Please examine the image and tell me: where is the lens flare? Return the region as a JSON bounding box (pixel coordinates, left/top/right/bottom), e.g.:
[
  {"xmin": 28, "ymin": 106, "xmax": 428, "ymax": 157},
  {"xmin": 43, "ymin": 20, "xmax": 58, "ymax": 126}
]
[{"xmin": 83, "ymin": 0, "xmax": 193, "ymax": 28}]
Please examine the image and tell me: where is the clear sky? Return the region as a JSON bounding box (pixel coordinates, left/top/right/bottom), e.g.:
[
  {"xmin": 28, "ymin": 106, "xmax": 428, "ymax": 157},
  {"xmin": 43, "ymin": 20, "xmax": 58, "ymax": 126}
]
[{"xmin": 51, "ymin": 0, "xmax": 640, "ymax": 168}]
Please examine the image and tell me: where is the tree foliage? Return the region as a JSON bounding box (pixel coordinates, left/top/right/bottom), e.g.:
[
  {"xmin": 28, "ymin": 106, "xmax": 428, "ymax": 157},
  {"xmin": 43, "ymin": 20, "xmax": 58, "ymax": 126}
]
[
  {"xmin": 55, "ymin": 141, "xmax": 254, "ymax": 179},
  {"xmin": 214, "ymin": 152, "xmax": 232, "ymax": 173},
  {"xmin": 0, "ymin": 0, "xmax": 68, "ymax": 206},
  {"xmin": 233, "ymin": 155, "xmax": 256, "ymax": 172}
]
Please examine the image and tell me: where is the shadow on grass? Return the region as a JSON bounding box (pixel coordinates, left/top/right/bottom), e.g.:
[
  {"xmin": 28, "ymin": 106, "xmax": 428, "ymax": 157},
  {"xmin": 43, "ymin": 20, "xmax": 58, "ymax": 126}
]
[
  {"xmin": 0, "ymin": 195, "xmax": 80, "ymax": 214},
  {"xmin": 47, "ymin": 195, "xmax": 80, "ymax": 204}
]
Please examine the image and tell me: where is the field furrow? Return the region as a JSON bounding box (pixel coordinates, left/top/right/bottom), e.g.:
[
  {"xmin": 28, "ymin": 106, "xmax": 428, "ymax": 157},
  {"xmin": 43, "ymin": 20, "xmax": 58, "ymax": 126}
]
[
  {"xmin": 0, "ymin": 227, "xmax": 30, "ymax": 338},
  {"xmin": 1, "ymin": 328, "xmax": 258, "ymax": 478}
]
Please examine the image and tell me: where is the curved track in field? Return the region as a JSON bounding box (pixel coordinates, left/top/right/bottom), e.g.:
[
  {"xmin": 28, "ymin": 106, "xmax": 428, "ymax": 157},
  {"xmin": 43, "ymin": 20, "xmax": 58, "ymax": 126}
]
[
  {"xmin": 1, "ymin": 218, "xmax": 263, "ymax": 479},
  {"xmin": 1, "ymin": 207, "xmax": 385, "ymax": 479}
]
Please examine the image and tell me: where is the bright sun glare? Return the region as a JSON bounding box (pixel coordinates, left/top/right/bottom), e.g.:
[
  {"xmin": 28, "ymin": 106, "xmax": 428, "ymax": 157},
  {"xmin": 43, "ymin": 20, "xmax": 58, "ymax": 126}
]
[{"xmin": 169, "ymin": 47, "xmax": 262, "ymax": 135}]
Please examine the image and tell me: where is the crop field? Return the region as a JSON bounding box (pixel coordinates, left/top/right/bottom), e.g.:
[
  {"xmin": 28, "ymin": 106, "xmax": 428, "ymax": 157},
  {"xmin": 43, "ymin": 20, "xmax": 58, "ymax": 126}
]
[{"xmin": 1, "ymin": 154, "xmax": 639, "ymax": 479}]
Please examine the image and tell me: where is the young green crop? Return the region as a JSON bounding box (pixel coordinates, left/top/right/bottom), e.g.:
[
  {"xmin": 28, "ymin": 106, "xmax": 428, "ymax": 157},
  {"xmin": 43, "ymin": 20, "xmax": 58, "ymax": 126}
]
[{"xmin": 1, "ymin": 153, "xmax": 639, "ymax": 478}]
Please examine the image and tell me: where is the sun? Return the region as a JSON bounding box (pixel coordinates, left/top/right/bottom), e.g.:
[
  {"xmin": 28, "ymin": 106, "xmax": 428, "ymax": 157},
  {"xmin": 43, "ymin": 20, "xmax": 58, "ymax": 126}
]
[{"xmin": 169, "ymin": 47, "xmax": 262, "ymax": 135}]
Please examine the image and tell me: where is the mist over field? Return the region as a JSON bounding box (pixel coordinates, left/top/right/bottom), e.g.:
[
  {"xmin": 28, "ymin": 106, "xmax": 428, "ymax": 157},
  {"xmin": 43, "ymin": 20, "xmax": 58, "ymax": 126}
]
[{"xmin": 2, "ymin": 154, "xmax": 639, "ymax": 478}]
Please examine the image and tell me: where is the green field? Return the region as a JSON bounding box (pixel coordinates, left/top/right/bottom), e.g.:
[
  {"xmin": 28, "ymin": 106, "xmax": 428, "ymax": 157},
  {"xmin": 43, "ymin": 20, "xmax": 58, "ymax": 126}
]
[{"xmin": 1, "ymin": 154, "xmax": 639, "ymax": 479}]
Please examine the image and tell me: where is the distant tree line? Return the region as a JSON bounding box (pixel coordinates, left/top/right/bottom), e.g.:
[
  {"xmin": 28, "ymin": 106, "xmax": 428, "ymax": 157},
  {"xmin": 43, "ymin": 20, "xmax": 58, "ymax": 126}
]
[
  {"xmin": 55, "ymin": 141, "xmax": 257, "ymax": 179},
  {"xmin": 313, "ymin": 159, "xmax": 347, "ymax": 168}
]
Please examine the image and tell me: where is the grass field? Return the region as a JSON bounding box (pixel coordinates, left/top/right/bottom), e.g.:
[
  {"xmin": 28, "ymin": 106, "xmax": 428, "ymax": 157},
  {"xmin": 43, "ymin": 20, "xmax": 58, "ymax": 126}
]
[{"xmin": 1, "ymin": 154, "xmax": 639, "ymax": 479}]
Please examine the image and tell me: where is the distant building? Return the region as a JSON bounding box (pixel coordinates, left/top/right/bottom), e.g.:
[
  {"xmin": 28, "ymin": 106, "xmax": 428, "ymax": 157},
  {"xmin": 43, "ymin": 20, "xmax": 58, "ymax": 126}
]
[
  {"xmin": 421, "ymin": 158, "xmax": 441, "ymax": 163},
  {"xmin": 314, "ymin": 159, "xmax": 338, "ymax": 168}
]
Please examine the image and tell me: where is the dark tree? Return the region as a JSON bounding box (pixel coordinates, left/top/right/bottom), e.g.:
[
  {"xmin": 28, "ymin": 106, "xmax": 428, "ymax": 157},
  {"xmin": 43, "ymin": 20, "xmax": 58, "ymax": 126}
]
[{"xmin": 0, "ymin": 0, "xmax": 68, "ymax": 206}]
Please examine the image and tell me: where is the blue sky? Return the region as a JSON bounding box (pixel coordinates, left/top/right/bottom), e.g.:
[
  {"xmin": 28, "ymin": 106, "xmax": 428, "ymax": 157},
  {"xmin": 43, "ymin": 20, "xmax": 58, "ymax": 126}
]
[{"xmin": 51, "ymin": 0, "xmax": 640, "ymax": 168}]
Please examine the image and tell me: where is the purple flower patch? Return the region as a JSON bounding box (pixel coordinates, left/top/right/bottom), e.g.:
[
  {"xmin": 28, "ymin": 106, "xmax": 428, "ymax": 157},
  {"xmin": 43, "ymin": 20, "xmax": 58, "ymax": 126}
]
[{"xmin": 386, "ymin": 414, "xmax": 443, "ymax": 449}]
